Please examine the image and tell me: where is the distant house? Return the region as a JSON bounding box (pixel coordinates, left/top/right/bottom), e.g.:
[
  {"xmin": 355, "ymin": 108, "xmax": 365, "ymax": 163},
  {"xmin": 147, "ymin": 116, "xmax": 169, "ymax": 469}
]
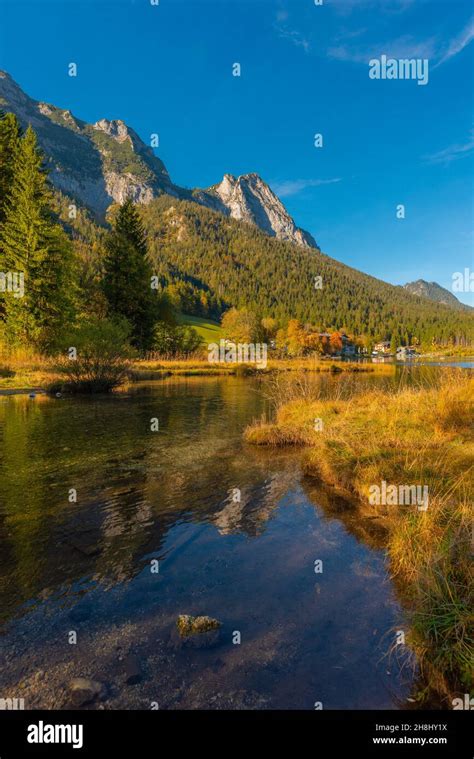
[
  {"xmin": 374, "ymin": 341, "xmax": 391, "ymax": 354},
  {"xmin": 311, "ymin": 331, "xmax": 356, "ymax": 357}
]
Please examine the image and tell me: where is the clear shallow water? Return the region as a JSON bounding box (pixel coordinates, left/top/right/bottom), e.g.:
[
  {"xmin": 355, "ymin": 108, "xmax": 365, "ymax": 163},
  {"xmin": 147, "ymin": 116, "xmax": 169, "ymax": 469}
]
[
  {"xmin": 374, "ymin": 358, "xmax": 474, "ymax": 369},
  {"xmin": 411, "ymin": 360, "xmax": 474, "ymax": 368},
  {"xmin": 0, "ymin": 376, "xmax": 417, "ymax": 709}
]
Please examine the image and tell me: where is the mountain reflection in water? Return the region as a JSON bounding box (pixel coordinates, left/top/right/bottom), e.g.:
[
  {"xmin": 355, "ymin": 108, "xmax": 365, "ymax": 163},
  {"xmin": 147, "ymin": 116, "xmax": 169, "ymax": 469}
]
[{"xmin": 0, "ymin": 376, "xmax": 414, "ymax": 709}]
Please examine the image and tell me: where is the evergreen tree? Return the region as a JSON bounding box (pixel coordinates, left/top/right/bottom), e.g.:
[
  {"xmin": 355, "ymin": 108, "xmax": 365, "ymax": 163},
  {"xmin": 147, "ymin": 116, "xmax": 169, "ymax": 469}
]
[
  {"xmin": 391, "ymin": 332, "xmax": 400, "ymax": 354},
  {"xmin": 135, "ymin": 195, "xmax": 474, "ymax": 351},
  {"xmin": 0, "ymin": 111, "xmax": 21, "ymax": 225},
  {"xmin": 0, "ymin": 125, "xmax": 75, "ymax": 348},
  {"xmin": 102, "ymin": 198, "xmax": 156, "ymax": 350},
  {"xmin": 0, "ymin": 112, "xmax": 22, "ymax": 319},
  {"xmin": 30, "ymin": 221, "xmax": 76, "ymax": 348}
]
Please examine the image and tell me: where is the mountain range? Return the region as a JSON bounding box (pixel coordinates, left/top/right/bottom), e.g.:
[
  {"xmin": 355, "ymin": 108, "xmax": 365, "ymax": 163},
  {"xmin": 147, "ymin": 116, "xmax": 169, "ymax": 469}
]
[
  {"xmin": 0, "ymin": 70, "xmax": 316, "ymax": 248},
  {"xmin": 1, "ymin": 70, "xmax": 472, "ymax": 344}
]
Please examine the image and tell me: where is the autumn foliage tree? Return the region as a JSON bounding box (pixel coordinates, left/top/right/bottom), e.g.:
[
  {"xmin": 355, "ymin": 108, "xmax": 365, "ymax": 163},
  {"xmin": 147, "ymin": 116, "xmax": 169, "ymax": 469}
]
[
  {"xmin": 221, "ymin": 307, "xmax": 261, "ymax": 343},
  {"xmin": 330, "ymin": 331, "xmax": 343, "ymax": 354},
  {"xmin": 286, "ymin": 319, "xmax": 306, "ymax": 356}
]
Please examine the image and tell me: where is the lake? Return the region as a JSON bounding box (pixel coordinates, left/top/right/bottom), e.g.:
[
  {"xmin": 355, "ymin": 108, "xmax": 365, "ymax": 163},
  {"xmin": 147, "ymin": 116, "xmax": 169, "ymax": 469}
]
[{"xmin": 1, "ymin": 368, "xmax": 465, "ymax": 710}]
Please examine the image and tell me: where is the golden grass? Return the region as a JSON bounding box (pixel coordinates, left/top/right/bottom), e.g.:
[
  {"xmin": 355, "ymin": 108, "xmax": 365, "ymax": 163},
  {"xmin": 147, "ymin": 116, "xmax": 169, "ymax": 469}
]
[
  {"xmin": 245, "ymin": 371, "xmax": 474, "ymax": 702},
  {"xmin": 132, "ymin": 356, "xmax": 395, "ymax": 378},
  {"xmin": 0, "ymin": 346, "xmax": 58, "ymax": 389},
  {"xmin": 0, "ymin": 349, "xmax": 395, "ymax": 389}
]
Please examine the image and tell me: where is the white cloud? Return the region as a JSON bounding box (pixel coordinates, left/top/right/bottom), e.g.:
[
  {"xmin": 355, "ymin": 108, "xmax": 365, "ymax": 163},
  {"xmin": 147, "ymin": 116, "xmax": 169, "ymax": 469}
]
[
  {"xmin": 434, "ymin": 18, "xmax": 474, "ymax": 67},
  {"xmin": 328, "ymin": 34, "xmax": 438, "ymax": 65},
  {"xmin": 424, "ymin": 131, "xmax": 474, "ymax": 166},
  {"xmin": 272, "ymin": 178, "xmax": 341, "ymax": 198},
  {"xmin": 276, "ymin": 25, "xmax": 310, "ymax": 53},
  {"xmin": 328, "ymin": 19, "xmax": 474, "ymax": 69},
  {"xmin": 274, "ymin": 7, "xmax": 310, "ymax": 53}
]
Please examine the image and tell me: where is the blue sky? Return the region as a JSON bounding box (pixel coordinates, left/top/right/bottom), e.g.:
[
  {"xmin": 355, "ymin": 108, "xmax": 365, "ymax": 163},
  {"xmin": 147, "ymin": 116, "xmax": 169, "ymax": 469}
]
[{"xmin": 1, "ymin": 0, "xmax": 473, "ymax": 304}]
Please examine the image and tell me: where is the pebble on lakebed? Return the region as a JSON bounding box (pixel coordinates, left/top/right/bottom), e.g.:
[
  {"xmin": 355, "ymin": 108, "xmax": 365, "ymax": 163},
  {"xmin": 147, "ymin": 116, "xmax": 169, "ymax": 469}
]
[
  {"xmin": 68, "ymin": 678, "xmax": 107, "ymax": 707},
  {"xmin": 177, "ymin": 615, "xmax": 221, "ymax": 636},
  {"xmin": 172, "ymin": 615, "xmax": 222, "ymax": 650}
]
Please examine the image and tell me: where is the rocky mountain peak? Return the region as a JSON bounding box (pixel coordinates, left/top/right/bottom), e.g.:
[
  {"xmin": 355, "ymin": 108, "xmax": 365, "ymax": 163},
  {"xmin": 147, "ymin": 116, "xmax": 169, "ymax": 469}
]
[
  {"xmin": 0, "ymin": 71, "xmax": 318, "ymax": 247},
  {"xmin": 38, "ymin": 103, "xmax": 53, "ymax": 116},
  {"xmin": 403, "ymin": 279, "xmax": 468, "ymax": 309},
  {"xmin": 206, "ymin": 172, "xmax": 318, "ymax": 248},
  {"xmin": 93, "ymin": 118, "xmax": 131, "ymax": 143}
]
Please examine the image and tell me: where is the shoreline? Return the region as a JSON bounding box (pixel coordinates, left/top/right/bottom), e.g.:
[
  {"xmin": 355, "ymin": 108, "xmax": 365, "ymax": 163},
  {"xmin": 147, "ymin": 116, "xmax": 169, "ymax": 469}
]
[
  {"xmin": 0, "ymin": 357, "xmax": 397, "ymax": 394},
  {"xmin": 243, "ymin": 373, "xmax": 474, "ymax": 704},
  {"xmin": 0, "ymin": 354, "xmax": 471, "ymax": 395}
]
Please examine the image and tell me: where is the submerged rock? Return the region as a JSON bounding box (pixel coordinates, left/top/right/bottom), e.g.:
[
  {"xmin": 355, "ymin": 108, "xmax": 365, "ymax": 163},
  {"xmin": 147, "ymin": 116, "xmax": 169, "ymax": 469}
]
[
  {"xmin": 172, "ymin": 615, "xmax": 222, "ymax": 649},
  {"xmin": 177, "ymin": 615, "xmax": 221, "ymax": 637},
  {"xmin": 68, "ymin": 678, "xmax": 106, "ymax": 707}
]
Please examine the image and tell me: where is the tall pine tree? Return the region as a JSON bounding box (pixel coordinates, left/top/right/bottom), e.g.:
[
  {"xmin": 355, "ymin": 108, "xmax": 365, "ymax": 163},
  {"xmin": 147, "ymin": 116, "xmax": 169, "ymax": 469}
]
[
  {"xmin": 102, "ymin": 198, "xmax": 155, "ymax": 350},
  {"xmin": 0, "ymin": 112, "xmax": 22, "ymax": 319},
  {"xmin": 0, "ymin": 125, "xmax": 75, "ymax": 349},
  {"xmin": 0, "ymin": 111, "xmax": 21, "ymax": 224}
]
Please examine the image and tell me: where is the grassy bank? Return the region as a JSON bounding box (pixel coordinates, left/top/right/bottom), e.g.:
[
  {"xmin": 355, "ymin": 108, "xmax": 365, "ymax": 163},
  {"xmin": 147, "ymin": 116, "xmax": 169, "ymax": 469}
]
[
  {"xmin": 0, "ymin": 349, "xmax": 57, "ymax": 390},
  {"xmin": 130, "ymin": 357, "xmax": 395, "ymax": 380},
  {"xmin": 245, "ymin": 371, "xmax": 474, "ymax": 704},
  {"xmin": 0, "ymin": 354, "xmax": 395, "ymax": 391}
]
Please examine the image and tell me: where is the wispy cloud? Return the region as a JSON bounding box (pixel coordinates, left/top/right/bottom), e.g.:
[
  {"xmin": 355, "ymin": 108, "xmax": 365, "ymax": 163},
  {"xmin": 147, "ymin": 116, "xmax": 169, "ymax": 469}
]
[
  {"xmin": 328, "ymin": 19, "xmax": 474, "ymax": 69},
  {"xmin": 328, "ymin": 34, "xmax": 437, "ymax": 65},
  {"xmin": 434, "ymin": 18, "xmax": 474, "ymax": 67},
  {"xmin": 424, "ymin": 131, "xmax": 474, "ymax": 166},
  {"xmin": 272, "ymin": 178, "xmax": 341, "ymax": 198},
  {"xmin": 276, "ymin": 24, "xmax": 310, "ymax": 53},
  {"xmin": 274, "ymin": 7, "xmax": 310, "ymax": 53},
  {"xmin": 273, "ymin": 5, "xmax": 473, "ymax": 70},
  {"xmin": 333, "ymin": 27, "xmax": 369, "ymax": 44}
]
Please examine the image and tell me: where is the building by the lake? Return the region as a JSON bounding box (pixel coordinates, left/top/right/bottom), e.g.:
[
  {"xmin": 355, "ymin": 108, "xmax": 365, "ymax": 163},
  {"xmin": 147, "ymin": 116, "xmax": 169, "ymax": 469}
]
[{"xmin": 373, "ymin": 341, "xmax": 391, "ymax": 355}]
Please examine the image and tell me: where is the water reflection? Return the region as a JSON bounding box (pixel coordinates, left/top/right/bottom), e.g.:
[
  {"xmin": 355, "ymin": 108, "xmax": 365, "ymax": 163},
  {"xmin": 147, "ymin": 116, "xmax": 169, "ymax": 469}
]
[{"xmin": 0, "ymin": 376, "xmax": 420, "ymax": 709}]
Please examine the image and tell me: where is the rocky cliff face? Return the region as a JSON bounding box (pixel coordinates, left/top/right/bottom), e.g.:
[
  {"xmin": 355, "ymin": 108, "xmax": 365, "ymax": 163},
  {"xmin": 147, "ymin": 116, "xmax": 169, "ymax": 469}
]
[
  {"xmin": 195, "ymin": 173, "xmax": 317, "ymax": 247},
  {"xmin": 0, "ymin": 70, "xmax": 317, "ymax": 247},
  {"xmin": 0, "ymin": 71, "xmax": 176, "ymax": 216}
]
